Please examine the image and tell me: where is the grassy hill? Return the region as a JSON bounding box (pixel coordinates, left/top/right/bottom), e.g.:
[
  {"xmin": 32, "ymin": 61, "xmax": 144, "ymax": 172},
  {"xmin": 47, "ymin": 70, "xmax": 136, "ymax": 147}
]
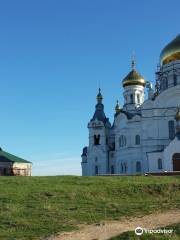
[{"xmin": 0, "ymin": 176, "xmax": 180, "ymax": 240}]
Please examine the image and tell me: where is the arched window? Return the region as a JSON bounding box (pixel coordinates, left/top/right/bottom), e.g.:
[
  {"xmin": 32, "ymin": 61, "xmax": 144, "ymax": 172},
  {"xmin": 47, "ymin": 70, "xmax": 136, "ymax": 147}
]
[
  {"xmin": 125, "ymin": 95, "xmax": 128, "ymax": 102},
  {"xmin": 136, "ymin": 161, "xmax": 141, "ymax": 172},
  {"xmin": 119, "ymin": 135, "xmax": 126, "ymax": 147},
  {"xmin": 95, "ymin": 166, "xmax": 98, "ymax": 175},
  {"xmin": 168, "ymin": 120, "xmax": 175, "ymax": 140},
  {"xmin": 130, "ymin": 94, "xmax": 133, "ymax": 104},
  {"xmin": 165, "ymin": 78, "xmax": 168, "ymax": 89},
  {"xmin": 124, "ymin": 163, "xmax": 127, "ymax": 173},
  {"xmin": 163, "ymin": 78, "xmax": 168, "ymax": 90},
  {"xmin": 135, "ymin": 135, "xmax": 140, "ymax": 145},
  {"xmin": 123, "ymin": 136, "xmax": 126, "ymax": 146},
  {"xmin": 119, "ymin": 136, "xmax": 122, "ymax": 147},
  {"xmin": 121, "ymin": 163, "xmax": 123, "ymax": 173},
  {"xmin": 112, "ymin": 142, "xmax": 115, "ymax": 150},
  {"xmin": 111, "ymin": 165, "xmax": 115, "ymax": 174},
  {"xmin": 158, "ymin": 158, "xmax": 163, "ymax": 170},
  {"xmin": 173, "ymin": 74, "xmax": 177, "ymax": 86},
  {"xmin": 119, "ymin": 136, "xmax": 123, "ymax": 147},
  {"xmin": 94, "ymin": 134, "xmax": 100, "ymax": 145}
]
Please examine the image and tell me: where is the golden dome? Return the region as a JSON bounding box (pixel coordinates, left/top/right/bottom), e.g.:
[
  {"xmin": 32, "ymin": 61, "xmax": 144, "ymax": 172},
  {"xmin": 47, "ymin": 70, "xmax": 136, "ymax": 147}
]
[
  {"xmin": 96, "ymin": 88, "xmax": 103, "ymax": 101},
  {"xmin": 175, "ymin": 108, "xmax": 180, "ymax": 121},
  {"xmin": 160, "ymin": 34, "xmax": 180, "ymax": 65},
  {"xmin": 115, "ymin": 100, "xmax": 121, "ymax": 113},
  {"xmin": 122, "ymin": 70, "xmax": 146, "ymax": 87}
]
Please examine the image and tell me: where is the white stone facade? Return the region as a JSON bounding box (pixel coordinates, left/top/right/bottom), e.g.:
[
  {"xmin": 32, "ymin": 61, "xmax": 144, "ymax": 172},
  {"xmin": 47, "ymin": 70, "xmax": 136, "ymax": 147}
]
[{"xmin": 81, "ymin": 36, "xmax": 180, "ymax": 176}]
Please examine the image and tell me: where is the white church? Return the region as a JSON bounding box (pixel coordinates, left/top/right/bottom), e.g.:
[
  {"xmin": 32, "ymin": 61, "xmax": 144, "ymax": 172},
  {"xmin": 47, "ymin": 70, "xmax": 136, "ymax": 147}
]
[{"xmin": 81, "ymin": 34, "xmax": 180, "ymax": 176}]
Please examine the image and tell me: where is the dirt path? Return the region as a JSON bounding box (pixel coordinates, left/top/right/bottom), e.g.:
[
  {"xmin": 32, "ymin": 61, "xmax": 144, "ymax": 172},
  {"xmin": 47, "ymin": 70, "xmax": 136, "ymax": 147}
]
[{"xmin": 49, "ymin": 210, "xmax": 180, "ymax": 240}]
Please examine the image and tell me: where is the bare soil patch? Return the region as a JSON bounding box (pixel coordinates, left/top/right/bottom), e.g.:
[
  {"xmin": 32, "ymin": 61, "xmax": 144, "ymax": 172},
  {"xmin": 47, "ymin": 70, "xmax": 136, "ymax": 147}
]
[{"xmin": 49, "ymin": 210, "xmax": 180, "ymax": 240}]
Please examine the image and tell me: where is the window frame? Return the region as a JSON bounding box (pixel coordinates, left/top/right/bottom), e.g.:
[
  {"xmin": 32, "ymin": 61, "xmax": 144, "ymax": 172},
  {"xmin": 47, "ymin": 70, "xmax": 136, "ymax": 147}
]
[
  {"xmin": 168, "ymin": 120, "xmax": 175, "ymax": 140},
  {"xmin": 136, "ymin": 161, "xmax": 141, "ymax": 172},
  {"xmin": 119, "ymin": 135, "xmax": 126, "ymax": 148},
  {"xmin": 95, "ymin": 165, "xmax": 98, "ymax": 175},
  {"xmin": 130, "ymin": 94, "xmax": 133, "ymax": 104},
  {"xmin": 135, "ymin": 135, "xmax": 140, "ymax": 145},
  {"xmin": 110, "ymin": 165, "xmax": 115, "ymax": 174},
  {"xmin": 158, "ymin": 158, "xmax": 163, "ymax": 170},
  {"xmin": 94, "ymin": 134, "xmax": 100, "ymax": 145}
]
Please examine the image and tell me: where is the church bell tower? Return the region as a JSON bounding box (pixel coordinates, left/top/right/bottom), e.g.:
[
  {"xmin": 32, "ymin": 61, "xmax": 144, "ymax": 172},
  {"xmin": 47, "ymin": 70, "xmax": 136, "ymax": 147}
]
[{"xmin": 122, "ymin": 59, "xmax": 146, "ymax": 112}]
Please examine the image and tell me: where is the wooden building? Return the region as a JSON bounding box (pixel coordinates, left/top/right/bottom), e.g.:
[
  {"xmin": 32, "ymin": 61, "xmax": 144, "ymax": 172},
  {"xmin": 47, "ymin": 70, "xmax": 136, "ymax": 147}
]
[{"xmin": 0, "ymin": 148, "xmax": 32, "ymax": 176}]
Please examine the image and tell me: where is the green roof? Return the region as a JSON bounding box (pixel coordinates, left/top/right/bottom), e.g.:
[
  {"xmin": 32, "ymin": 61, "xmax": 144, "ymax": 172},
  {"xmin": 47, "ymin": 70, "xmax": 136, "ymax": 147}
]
[{"xmin": 0, "ymin": 148, "xmax": 31, "ymax": 164}]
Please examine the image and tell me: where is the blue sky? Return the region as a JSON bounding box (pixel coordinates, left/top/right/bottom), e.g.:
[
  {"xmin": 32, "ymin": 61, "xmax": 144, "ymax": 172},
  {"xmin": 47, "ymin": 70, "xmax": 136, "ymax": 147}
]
[{"xmin": 0, "ymin": 0, "xmax": 179, "ymax": 175}]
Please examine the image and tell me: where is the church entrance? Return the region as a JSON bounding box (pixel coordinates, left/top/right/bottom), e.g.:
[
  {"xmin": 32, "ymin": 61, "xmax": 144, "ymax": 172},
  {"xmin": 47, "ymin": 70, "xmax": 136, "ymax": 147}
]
[{"xmin": 172, "ymin": 153, "xmax": 180, "ymax": 171}]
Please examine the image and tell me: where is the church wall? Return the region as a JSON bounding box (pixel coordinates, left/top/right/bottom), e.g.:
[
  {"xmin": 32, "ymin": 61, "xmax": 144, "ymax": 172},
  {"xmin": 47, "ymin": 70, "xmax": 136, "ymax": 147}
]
[
  {"xmin": 109, "ymin": 151, "xmax": 116, "ymax": 173},
  {"xmin": 115, "ymin": 147, "xmax": 142, "ymax": 174},
  {"xmin": 89, "ymin": 128, "xmax": 107, "ymax": 147},
  {"xmin": 154, "ymin": 85, "xmax": 180, "ymax": 108},
  {"xmin": 113, "ymin": 90, "xmax": 179, "ymax": 175},
  {"xmin": 140, "ymin": 111, "xmax": 173, "ymax": 173},
  {"xmin": 81, "ymin": 162, "xmax": 88, "ymax": 176},
  {"xmin": 86, "ymin": 148, "xmax": 108, "ymax": 175},
  {"xmin": 160, "ymin": 61, "xmax": 180, "ymax": 93},
  {"xmin": 114, "ymin": 117, "xmax": 143, "ymax": 174},
  {"xmin": 147, "ymin": 152, "xmax": 163, "ymax": 173}
]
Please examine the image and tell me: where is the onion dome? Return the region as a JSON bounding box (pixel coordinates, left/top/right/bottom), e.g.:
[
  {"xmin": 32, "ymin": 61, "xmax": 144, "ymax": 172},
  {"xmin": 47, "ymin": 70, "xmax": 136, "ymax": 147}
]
[
  {"xmin": 96, "ymin": 88, "xmax": 103, "ymax": 102},
  {"xmin": 122, "ymin": 58, "xmax": 146, "ymax": 87},
  {"xmin": 115, "ymin": 100, "xmax": 121, "ymax": 113},
  {"xmin": 175, "ymin": 108, "xmax": 180, "ymax": 121},
  {"xmin": 122, "ymin": 69, "xmax": 146, "ymax": 87},
  {"xmin": 160, "ymin": 34, "xmax": 180, "ymax": 65}
]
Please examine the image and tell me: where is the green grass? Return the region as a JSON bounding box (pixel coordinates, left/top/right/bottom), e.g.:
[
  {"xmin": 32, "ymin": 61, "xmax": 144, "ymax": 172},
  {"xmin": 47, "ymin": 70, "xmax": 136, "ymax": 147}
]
[
  {"xmin": 0, "ymin": 176, "xmax": 180, "ymax": 239},
  {"xmin": 109, "ymin": 223, "xmax": 180, "ymax": 240}
]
